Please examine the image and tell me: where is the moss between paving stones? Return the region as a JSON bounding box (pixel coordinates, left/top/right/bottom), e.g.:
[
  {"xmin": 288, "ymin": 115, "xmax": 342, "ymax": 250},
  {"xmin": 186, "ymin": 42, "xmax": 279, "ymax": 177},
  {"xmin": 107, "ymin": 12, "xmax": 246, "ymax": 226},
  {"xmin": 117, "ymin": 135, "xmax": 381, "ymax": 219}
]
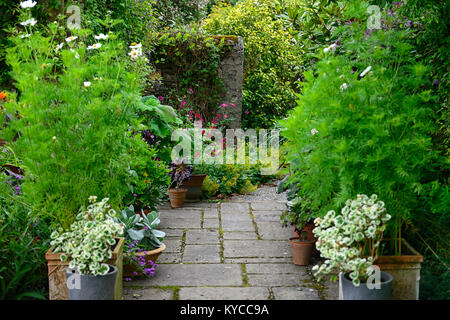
[
  {"xmin": 249, "ymin": 207, "xmax": 262, "ymax": 240},
  {"xmin": 240, "ymin": 264, "xmax": 249, "ymax": 287},
  {"xmin": 218, "ymin": 204, "xmax": 225, "ymax": 263}
]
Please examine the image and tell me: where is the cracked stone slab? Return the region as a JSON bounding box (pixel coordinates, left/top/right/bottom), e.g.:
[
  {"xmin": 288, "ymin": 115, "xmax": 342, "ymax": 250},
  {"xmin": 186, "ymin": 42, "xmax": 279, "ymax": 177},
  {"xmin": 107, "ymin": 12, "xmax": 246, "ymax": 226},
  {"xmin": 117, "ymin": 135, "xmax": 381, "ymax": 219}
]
[
  {"xmin": 221, "ymin": 202, "xmax": 250, "ymax": 214},
  {"xmin": 272, "ymin": 287, "xmax": 319, "ymax": 300},
  {"xmin": 203, "ymin": 208, "xmax": 219, "ymax": 218},
  {"xmin": 203, "ymin": 218, "xmax": 219, "ymax": 229},
  {"xmin": 225, "ymin": 257, "xmax": 292, "ymax": 264},
  {"xmin": 186, "ymin": 229, "xmax": 219, "ymax": 245},
  {"xmin": 245, "ymin": 263, "xmax": 308, "ymax": 275},
  {"xmin": 163, "ymin": 239, "xmax": 182, "ymax": 253},
  {"xmin": 257, "ymin": 222, "xmax": 292, "ymax": 240},
  {"xmin": 160, "ymin": 229, "xmax": 184, "ymax": 239},
  {"xmin": 247, "ymin": 274, "xmax": 309, "ymax": 287},
  {"xmin": 123, "ymin": 288, "xmax": 174, "ymax": 300},
  {"xmin": 125, "ymin": 264, "xmax": 242, "ymax": 287},
  {"xmin": 221, "ymin": 220, "xmax": 255, "ymax": 232},
  {"xmin": 183, "ymin": 244, "xmax": 221, "ymax": 263},
  {"xmin": 252, "ymin": 211, "xmax": 283, "ymax": 223},
  {"xmin": 224, "ymin": 240, "xmax": 290, "ymax": 258},
  {"xmin": 179, "ymin": 287, "xmax": 270, "ymax": 300},
  {"xmin": 251, "ymin": 202, "xmax": 287, "ymax": 211},
  {"xmin": 223, "ymin": 231, "xmax": 259, "ymax": 240},
  {"xmin": 157, "ymin": 253, "xmax": 181, "ymax": 264}
]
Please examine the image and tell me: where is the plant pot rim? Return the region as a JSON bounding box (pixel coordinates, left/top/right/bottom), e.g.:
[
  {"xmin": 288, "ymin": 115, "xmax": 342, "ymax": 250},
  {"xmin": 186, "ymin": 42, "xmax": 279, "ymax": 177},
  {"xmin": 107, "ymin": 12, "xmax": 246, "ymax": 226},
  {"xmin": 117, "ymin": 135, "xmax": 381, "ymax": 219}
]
[
  {"xmin": 66, "ymin": 264, "xmax": 118, "ymax": 278},
  {"xmin": 168, "ymin": 188, "xmax": 188, "ymax": 193},
  {"xmin": 289, "ymin": 237, "xmax": 315, "ymax": 243},
  {"xmin": 375, "ymin": 238, "xmax": 423, "ymax": 263},
  {"xmin": 125, "ymin": 243, "xmax": 166, "ymax": 257}
]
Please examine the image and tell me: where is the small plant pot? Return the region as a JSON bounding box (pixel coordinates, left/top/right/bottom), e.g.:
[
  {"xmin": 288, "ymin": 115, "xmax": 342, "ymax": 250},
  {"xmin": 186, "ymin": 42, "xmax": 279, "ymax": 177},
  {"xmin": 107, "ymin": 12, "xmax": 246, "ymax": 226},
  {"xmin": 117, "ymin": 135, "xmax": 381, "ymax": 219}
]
[
  {"xmin": 168, "ymin": 188, "xmax": 187, "ymax": 208},
  {"xmin": 341, "ymin": 271, "xmax": 393, "ymax": 300},
  {"xmin": 181, "ymin": 174, "xmax": 207, "ymax": 202},
  {"xmin": 124, "ymin": 243, "xmax": 166, "ymax": 277},
  {"xmin": 293, "ymin": 222, "xmax": 319, "ymax": 256},
  {"xmin": 289, "ymin": 237, "xmax": 314, "ymax": 266},
  {"xmin": 66, "ymin": 264, "xmax": 118, "ymax": 300}
]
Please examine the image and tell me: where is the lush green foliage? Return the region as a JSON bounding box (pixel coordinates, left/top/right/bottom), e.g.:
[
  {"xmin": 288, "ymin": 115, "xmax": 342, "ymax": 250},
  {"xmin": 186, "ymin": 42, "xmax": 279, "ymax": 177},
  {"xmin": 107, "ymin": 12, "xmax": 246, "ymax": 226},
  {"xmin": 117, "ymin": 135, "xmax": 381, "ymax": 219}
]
[
  {"xmin": 1, "ymin": 9, "xmax": 169, "ymax": 229},
  {"xmin": 0, "ymin": 174, "xmax": 50, "ymax": 300},
  {"xmin": 280, "ymin": 2, "xmax": 441, "ymax": 253},
  {"xmin": 202, "ymin": 0, "xmax": 348, "ymax": 128},
  {"xmin": 145, "ymin": 28, "xmax": 227, "ymax": 123}
]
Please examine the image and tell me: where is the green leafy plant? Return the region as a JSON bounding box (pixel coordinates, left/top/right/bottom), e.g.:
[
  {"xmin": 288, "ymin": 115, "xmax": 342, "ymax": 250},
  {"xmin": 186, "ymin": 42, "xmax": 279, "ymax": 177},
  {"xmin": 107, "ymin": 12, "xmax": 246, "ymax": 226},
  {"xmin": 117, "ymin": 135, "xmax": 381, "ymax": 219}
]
[
  {"xmin": 280, "ymin": 2, "xmax": 440, "ymax": 254},
  {"xmin": 312, "ymin": 194, "xmax": 391, "ymax": 286},
  {"xmin": 115, "ymin": 205, "xmax": 165, "ymax": 250},
  {"xmin": 50, "ymin": 196, "xmax": 124, "ymax": 276}
]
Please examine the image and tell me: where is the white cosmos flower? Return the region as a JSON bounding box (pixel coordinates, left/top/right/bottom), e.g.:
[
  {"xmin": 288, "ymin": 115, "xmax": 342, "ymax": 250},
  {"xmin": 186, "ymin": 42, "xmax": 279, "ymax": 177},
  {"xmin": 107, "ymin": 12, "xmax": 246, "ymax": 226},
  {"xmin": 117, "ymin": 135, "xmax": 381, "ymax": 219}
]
[
  {"xmin": 19, "ymin": 33, "xmax": 31, "ymax": 38},
  {"xmin": 311, "ymin": 129, "xmax": 319, "ymax": 135},
  {"xmin": 55, "ymin": 43, "xmax": 64, "ymax": 51},
  {"xmin": 84, "ymin": 82, "xmax": 91, "ymax": 87},
  {"xmin": 65, "ymin": 36, "xmax": 78, "ymax": 42},
  {"xmin": 340, "ymin": 83, "xmax": 348, "ymax": 91},
  {"xmin": 359, "ymin": 66, "xmax": 372, "ymax": 78},
  {"xmin": 323, "ymin": 43, "xmax": 338, "ymax": 53},
  {"xmin": 94, "ymin": 34, "xmax": 109, "ymax": 40},
  {"xmin": 20, "ymin": 0, "xmax": 37, "ymax": 9},
  {"xmin": 87, "ymin": 43, "xmax": 102, "ymax": 50},
  {"xmin": 128, "ymin": 49, "xmax": 141, "ymax": 60},
  {"xmin": 20, "ymin": 18, "xmax": 37, "ymax": 26},
  {"xmin": 129, "ymin": 43, "xmax": 143, "ymax": 55}
]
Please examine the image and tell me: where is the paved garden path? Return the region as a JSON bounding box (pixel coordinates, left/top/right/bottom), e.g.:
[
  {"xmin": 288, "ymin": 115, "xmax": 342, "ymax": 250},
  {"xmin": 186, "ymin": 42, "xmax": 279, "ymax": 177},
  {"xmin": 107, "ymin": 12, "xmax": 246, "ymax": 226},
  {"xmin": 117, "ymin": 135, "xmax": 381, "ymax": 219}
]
[{"xmin": 123, "ymin": 183, "xmax": 338, "ymax": 300}]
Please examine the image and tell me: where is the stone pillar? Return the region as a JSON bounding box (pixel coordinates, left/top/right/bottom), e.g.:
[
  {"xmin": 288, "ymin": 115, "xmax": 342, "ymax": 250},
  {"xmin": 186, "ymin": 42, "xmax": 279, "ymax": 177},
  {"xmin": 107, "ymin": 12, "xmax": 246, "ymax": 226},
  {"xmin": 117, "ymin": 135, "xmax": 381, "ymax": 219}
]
[{"xmin": 218, "ymin": 36, "xmax": 244, "ymax": 129}]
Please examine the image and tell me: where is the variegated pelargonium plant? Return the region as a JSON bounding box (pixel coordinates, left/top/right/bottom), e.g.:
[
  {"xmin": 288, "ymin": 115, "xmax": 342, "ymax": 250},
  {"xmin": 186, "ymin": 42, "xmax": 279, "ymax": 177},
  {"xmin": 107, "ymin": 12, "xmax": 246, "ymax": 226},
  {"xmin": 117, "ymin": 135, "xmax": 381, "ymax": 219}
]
[
  {"xmin": 50, "ymin": 196, "xmax": 124, "ymax": 276},
  {"xmin": 312, "ymin": 194, "xmax": 391, "ymax": 286}
]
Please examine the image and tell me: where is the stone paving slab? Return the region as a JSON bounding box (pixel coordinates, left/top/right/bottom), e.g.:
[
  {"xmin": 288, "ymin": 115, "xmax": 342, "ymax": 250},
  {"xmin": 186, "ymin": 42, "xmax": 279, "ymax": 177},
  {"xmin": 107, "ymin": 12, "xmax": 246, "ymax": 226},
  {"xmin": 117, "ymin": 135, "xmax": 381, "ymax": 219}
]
[
  {"xmin": 203, "ymin": 208, "xmax": 219, "ymax": 218},
  {"xmin": 157, "ymin": 253, "xmax": 181, "ymax": 264},
  {"xmin": 160, "ymin": 217, "xmax": 201, "ymax": 229},
  {"xmin": 251, "ymin": 202, "xmax": 287, "ymax": 211},
  {"xmin": 221, "ymin": 213, "xmax": 253, "ymax": 222},
  {"xmin": 222, "ymin": 219, "xmax": 255, "ymax": 232},
  {"xmin": 163, "ymin": 239, "xmax": 182, "ymax": 253},
  {"xmin": 125, "ymin": 264, "xmax": 243, "ymax": 287},
  {"xmin": 179, "ymin": 287, "xmax": 270, "ymax": 300},
  {"xmin": 223, "ymin": 231, "xmax": 259, "ymax": 240},
  {"xmin": 203, "ymin": 218, "xmax": 219, "ymax": 229},
  {"xmin": 225, "ymin": 257, "xmax": 292, "ymax": 264},
  {"xmin": 221, "ymin": 202, "xmax": 250, "ymax": 214},
  {"xmin": 257, "ymin": 222, "xmax": 292, "ymax": 240},
  {"xmin": 271, "ymin": 287, "xmax": 319, "ymax": 300},
  {"xmin": 253, "ymin": 211, "xmax": 283, "ymax": 222},
  {"xmin": 223, "ymin": 240, "xmax": 290, "ymax": 258},
  {"xmin": 123, "ymin": 288, "xmax": 174, "ymax": 300},
  {"xmin": 245, "ymin": 263, "xmax": 307, "ymax": 275},
  {"xmin": 183, "ymin": 244, "xmax": 221, "ymax": 263},
  {"xmin": 247, "ymin": 274, "xmax": 309, "ymax": 287},
  {"xmin": 161, "ymin": 229, "xmax": 184, "ymax": 239},
  {"xmin": 183, "ymin": 202, "xmax": 219, "ymax": 209},
  {"xmin": 185, "ymin": 229, "xmax": 219, "ymax": 245}
]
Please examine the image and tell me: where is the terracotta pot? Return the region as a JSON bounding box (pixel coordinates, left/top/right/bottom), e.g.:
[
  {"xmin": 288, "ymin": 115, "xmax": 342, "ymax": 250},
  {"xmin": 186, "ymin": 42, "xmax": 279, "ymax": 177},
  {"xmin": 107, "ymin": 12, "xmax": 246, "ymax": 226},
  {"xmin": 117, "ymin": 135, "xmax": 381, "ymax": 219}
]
[
  {"xmin": 289, "ymin": 237, "xmax": 314, "ymax": 266},
  {"xmin": 45, "ymin": 237, "xmax": 124, "ymax": 300},
  {"xmin": 123, "ymin": 243, "xmax": 166, "ymax": 277},
  {"xmin": 293, "ymin": 222, "xmax": 319, "ymax": 256},
  {"xmin": 181, "ymin": 174, "xmax": 207, "ymax": 202},
  {"xmin": 374, "ymin": 239, "xmax": 423, "ymax": 300},
  {"xmin": 168, "ymin": 188, "xmax": 187, "ymax": 208}
]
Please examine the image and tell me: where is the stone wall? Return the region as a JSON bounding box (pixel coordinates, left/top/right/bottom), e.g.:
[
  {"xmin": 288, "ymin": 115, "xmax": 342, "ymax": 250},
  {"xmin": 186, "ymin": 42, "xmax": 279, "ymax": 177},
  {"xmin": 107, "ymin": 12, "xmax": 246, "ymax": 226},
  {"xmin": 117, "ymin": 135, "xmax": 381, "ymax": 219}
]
[{"xmin": 217, "ymin": 36, "xmax": 244, "ymax": 129}]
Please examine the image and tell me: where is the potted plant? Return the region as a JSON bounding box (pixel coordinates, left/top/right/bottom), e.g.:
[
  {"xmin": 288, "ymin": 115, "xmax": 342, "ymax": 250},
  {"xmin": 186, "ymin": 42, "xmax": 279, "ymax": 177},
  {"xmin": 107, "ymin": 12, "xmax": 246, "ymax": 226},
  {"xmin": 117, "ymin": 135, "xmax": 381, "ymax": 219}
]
[
  {"xmin": 312, "ymin": 194, "xmax": 393, "ymax": 300},
  {"xmin": 115, "ymin": 205, "xmax": 166, "ymax": 277},
  {"xmin": 49, "ymin": 196, "xmax": 124, "ymax": 300},
  {"xmin": 289, "ymin": 230, "xmax": 315, "ymax": 266},
  {"xmin": 180, "ymin": 165, "xmax": 207, "ymax": 202},
  {"xmin": 168, "ymin": 159, "xmax": 193, "ymax": 208}
]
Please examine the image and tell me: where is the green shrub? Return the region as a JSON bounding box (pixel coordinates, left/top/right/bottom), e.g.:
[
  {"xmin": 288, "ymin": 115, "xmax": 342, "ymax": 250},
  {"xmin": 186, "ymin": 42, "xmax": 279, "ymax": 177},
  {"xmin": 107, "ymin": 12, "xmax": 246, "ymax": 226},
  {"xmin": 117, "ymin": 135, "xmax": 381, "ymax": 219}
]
[
  {"xmin": 280, "ymin": 2, "xmax": 441, "ymax": 253},
  {"xmin": 0, "ymin": 174, "xmax": 51, "ymax": 300},
  {"xmin": 1, "ymin": 8, "xmax": 167, "ymax": 229}
]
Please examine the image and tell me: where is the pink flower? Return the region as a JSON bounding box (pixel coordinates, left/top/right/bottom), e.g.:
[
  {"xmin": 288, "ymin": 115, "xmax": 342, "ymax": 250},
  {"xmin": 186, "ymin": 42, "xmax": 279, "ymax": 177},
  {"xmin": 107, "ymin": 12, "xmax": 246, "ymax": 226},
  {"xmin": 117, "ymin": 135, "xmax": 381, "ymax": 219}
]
[
  {"xmin": 244, "ymin": 110, "xmax": 249, "ymax": 114},
  {"xmin": 180, "ymin": 101, "xmax": 186, "ymax": 109},
  {"xmin": 221, "ymin": 104, "xmax": 227, "ymax": 108},
  {"xmin": 229, "ymin": 103, "xmax": 236, "ymax": 107},
  {"xmin": 188, "ymin": 88, "xmax": 194, "ymax": 94},
  {"xmin": 158, "ymin": 96, "xmax": 164, "ymax": 102}
]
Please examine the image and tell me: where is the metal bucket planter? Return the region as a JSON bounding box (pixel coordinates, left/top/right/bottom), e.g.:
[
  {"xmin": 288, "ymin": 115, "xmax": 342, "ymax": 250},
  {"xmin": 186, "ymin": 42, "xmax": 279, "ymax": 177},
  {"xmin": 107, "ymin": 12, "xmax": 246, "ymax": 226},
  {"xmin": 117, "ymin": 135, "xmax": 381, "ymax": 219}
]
[
  {"xmin": 340, "ymin": 271, "xmax": 393, "ymax": 300},
  {"xmin": 181, "ymin": 174, "xmax": 207, "ymax": 202},
  {"xmin": 46, "ymin": 237, "xmax": 124, "ymax": 300},
  {"xmin": 374, "ymin": 239, "xmax": 423, "ymax": 300},
  {"xmin": 66, "ymin": 265, "xmax": 118, "ymax": 300}
]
